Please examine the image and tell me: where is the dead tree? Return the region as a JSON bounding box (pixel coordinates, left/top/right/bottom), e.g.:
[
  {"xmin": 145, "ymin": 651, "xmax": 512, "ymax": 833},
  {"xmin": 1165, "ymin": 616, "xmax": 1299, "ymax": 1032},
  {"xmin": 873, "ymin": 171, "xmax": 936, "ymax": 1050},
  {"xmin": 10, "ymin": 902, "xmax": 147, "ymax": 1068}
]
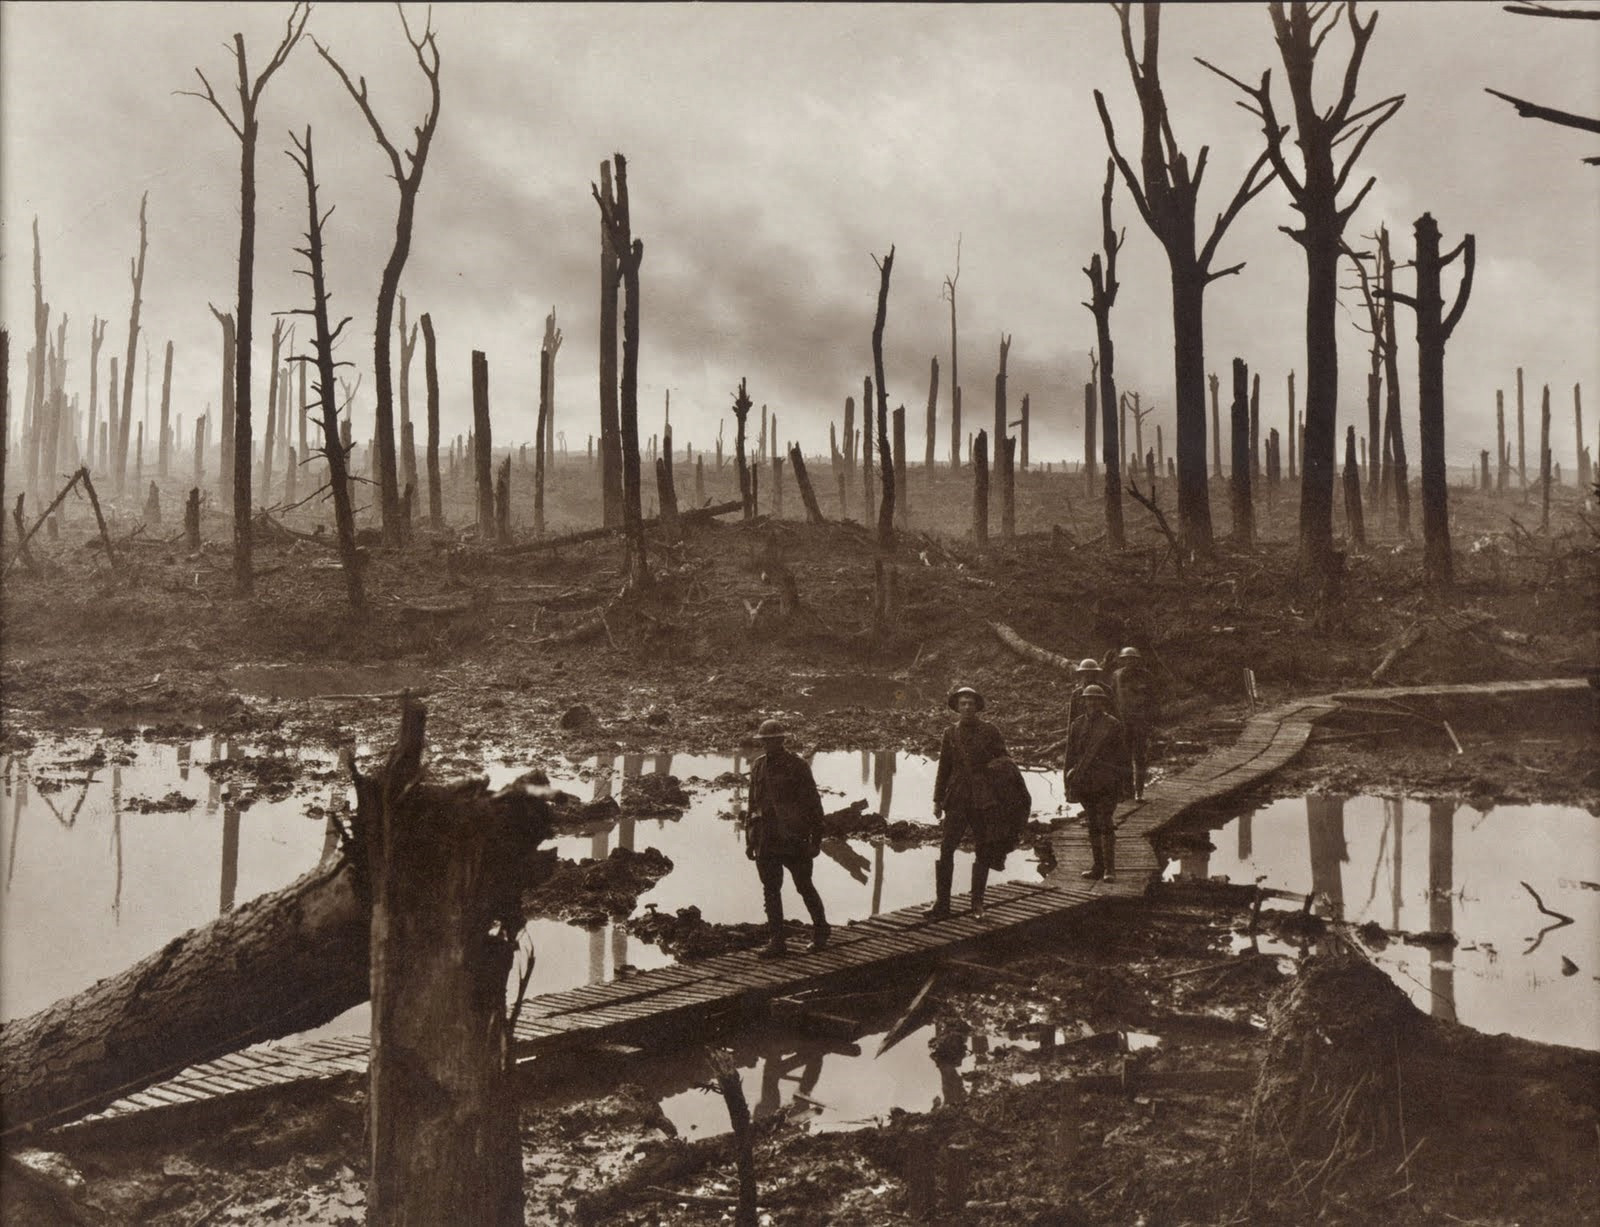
[
  {"xmin": 789, "ymin": 444, "xmax": 825, "ymax": 524},
  {"xmin": 1287, "ymin": 370, "xmax": 1297, "ymax": 480},
  {"xmin": 1098, "ymin": 2, "xmax": 1277, "ymax": 555},
  {"xmin": 893, "ymin": 405, "xmax": 908, "ymax": 523},
  {"xmin": 843, "ymin": 395, "xmax": 856, "ymax": 477},
  {"xmin": 1208, "ymin": 371, "xmax": 1221, "ymax": 478},
  {"xmin": 157, "ymin": 340, "xmax": 173, "ymax": 478},
  {"xmin": 184, "ymin": 6, "xmax": 309, "ymax": 591},
  {"xmin": 1343, "ymin": 425, "xmax": 1366, "ymax": 547},
  {"xmin": 27, "ymin": 220, "xmax": 48, "ymax": 501},
  {"xmin": 1230, "ymin": 357, "xmax": 1254, "ymax": 547},
  {"xmin": 85, "ymin": 317, "xmax": 106, "ymax": 479},
  {"xmin": 973, "ymin": 428, "xmax": 990, "ymax": 548},
  {"xmin": 1001, "ymin": 435, "xmax": 1017, "ymax": 539},
  {"xmin": 1517, "ymin": 365, "xmax": 1528, "ymax": 498},
  {"xmin": 111, "ymin": 194, "xmax": 147, "ymax": 497},
  {"xmin": 472, "ymin": 352, "xmax": 495, "ymax": 539},
  {"xmin": 1379, "ymin": 228, "xmax": 1411, "ymax": 535},
  {"xmin": 542, "ymin": 307, "xmax": 563, "ymax": 470},
  {"xmin": 598, "ymin": 161, "xmax": 623, "ymax": 528},
  {"xmin": 1083, "ymin": 160, "xmax": 1126, "ymax": 549},
  {"xmin": 1249, "ymin": 373, "xmax": 1261, "ymax": 478},
  {"xmin": 397, "ymin": 295, "xmax": 419, "ymax": 499},
  {"xmin": 923, "ymin": 356, "xmax": 939, "ymax": 470},
  {"xmin": 315, "ymin": 7, "xmax": 441, "ymax": 548},
  {"xmin": 862, "ymin": 375, "xmax": 876, "ymax": 524},
  {"xmin": 1205, "ymin": 1, "xmax": 1404, "ymax": 584},
  {"xmin": 262, "ymin": 318, "xmax": 284, "ymax": 504},
  {"xmin": 657, "ymin": 422, "xmax": 681, "ymax": 541},
  {"xmin": 286, "ymin": 126, "xmax": 364, "ymax": 613},
  {"xmin": 1577, "ymin": 385, "xmax": 1591, "ymax": 490},
  {"xmin": 207, "ymin": 306, "xmax": 236, "ymax": 509},
  {"xmin": 421, "ymin": 312, "xmax": 442, "ymax": 528},
  {"xmin": 534, "ymin": 347, "xmax": 550, "ymax": 537},
  {"xmin": 496, "ymin": 457, "xmax": 512, "ymax": 544},
  {"xmin": 1497, "ymin": 390, "xmax": 1509, "ymax": 493},
  {"xmin": 992, "ymin": 333, "xmax": 1011, "ymax": 473},
  {"xmin": 871, "ymin": 247, "xmax": 896, "ymax": 551},
  {"xmin": 1347, "ymin": 237, "xmax": 1386, "ymax": 513},
  {"xmin": 592, "ymin": 153, "xmax": 649, "ymax": 588},
  {"xmin": 1540, "ymin": 384, "xmax": 1553, "ymax": 531},
  {"xmin": 1380, "ymin": 212, "xmax": 1474, "ymax": 584},
  {"xmin": 942, "ymin": 236, "xmax": 962, "ymax": 468},
  {"xmin": 732, "ymin": 378, "xmax": 754, "ymax": 519}
]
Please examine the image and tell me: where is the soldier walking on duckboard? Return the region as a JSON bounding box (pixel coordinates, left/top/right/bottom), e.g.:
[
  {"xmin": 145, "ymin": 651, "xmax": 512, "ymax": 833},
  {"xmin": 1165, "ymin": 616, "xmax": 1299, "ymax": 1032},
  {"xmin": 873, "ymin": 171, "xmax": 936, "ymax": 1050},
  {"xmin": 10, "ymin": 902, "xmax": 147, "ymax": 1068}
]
[
  {"xmin": 746, "ymin": 719, "xmax": 830, "ymax": 959},
  {"xmin": 1063, "ymin": 683, "xmax": 1131, "ymax": 882}
]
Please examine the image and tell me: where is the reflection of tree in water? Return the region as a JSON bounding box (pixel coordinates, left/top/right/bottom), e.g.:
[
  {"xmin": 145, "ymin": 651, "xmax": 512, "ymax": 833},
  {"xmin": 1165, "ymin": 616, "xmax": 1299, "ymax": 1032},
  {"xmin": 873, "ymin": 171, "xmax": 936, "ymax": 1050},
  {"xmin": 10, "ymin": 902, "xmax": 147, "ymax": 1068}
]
[
  {"xmin": 111, "ymin": 766, "xmax": 124, "ymax": 923},
  {"xmin": 873, "ymin": 751, "xmax": 895, "ymax": 822},
  {"xmin": 220, "ymin": 803, "xmax": 240, "ymax": 913},
  {"xmin": 1238, "ymin": 810, "xmax": 1252, "ymax": 859},
  {"xmin": 177, "ymin": 741, "xmax": 191, "ymax": 782},
  {"xmin": 1388, "ymin": 797, "xmax": 1404, "ymax": 933},
  {"xmin": 1306, "ymin": 794, "xmax": 1349, "ymax": 920},
  {"xmin": 1428, "ymin": 799, "xmax": 1457, "ymax": 1023}
]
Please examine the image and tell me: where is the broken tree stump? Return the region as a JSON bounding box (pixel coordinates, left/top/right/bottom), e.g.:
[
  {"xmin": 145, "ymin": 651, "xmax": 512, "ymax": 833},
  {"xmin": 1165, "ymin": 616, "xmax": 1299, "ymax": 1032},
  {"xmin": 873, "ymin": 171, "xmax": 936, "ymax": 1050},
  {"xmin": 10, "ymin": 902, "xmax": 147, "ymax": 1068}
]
[
  {"xmin": 354, "ymin": 697, "xmax": 552, "ymax": 1226},
  {"xmin": 185, "ymin": 487, "xmax": 201, "ymax": 551},
  {"xmin": 789, "ymin": 445, "xmax": 825, "ymax": 524}
]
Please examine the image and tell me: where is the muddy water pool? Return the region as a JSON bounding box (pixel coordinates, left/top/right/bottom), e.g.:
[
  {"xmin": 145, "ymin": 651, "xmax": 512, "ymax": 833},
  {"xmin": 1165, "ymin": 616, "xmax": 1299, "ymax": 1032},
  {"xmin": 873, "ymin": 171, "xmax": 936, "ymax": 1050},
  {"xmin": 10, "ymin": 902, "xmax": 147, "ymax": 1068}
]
[
  {"xmin": 1168, "ymin": 794, "xmax": 1600, "ymax": 1051},
  {"xmin": 0, "ymin": 738, "xmax": 1065, "ymax": 1028}
]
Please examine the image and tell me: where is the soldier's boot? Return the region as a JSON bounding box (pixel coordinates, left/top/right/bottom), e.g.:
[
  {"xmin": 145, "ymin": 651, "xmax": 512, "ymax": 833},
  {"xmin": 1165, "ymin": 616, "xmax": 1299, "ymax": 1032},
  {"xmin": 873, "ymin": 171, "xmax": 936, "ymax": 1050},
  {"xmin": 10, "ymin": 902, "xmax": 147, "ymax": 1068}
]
[
  {"xmin": 924, "ymin": 857, "xmax": 955, "ymax": 919},
  {"xmin": 1080, "ymin": 827, "xmax": 1105, "ymax": 880},
  {"xmin": 1100, "ymin": 832, "xmax": 1117, "ymax": 883},
  {"xmin": 809, "ymin": 920, "xmax": 831, "ymax": 953},
  {"xmin": 757, "ymin": 914, "xmax": 788, "ymax": 960},
  {"xmin": 969, "ymin": 859, "xmax": 990, "ymax": 918}
]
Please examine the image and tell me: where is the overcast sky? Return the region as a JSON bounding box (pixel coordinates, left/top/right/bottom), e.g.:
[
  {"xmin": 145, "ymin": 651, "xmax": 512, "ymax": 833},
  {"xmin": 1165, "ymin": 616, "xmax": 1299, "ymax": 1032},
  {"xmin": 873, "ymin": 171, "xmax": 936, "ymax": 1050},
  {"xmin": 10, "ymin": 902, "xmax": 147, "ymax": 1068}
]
[{"xmin": 3, "ymin": 2, "xmax": 1597, "ymax": 471}]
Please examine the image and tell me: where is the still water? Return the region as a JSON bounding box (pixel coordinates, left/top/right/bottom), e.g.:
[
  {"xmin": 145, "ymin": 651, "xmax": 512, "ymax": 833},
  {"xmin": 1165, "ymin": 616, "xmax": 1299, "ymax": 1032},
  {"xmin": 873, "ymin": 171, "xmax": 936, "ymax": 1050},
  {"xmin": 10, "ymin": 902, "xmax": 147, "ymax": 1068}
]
[
  {"xmin": 1166, "ymin": 794, "xmax": 1600, "ymax": 1052},
  {"xmin": 0, "ymin": 738, "xmax": 1064, "ymax": 1028}
]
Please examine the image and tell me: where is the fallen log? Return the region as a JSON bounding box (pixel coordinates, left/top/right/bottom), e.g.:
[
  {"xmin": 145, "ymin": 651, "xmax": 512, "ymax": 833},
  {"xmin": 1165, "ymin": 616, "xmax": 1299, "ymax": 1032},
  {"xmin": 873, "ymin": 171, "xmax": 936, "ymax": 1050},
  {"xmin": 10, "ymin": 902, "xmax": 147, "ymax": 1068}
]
[
  {"xmin": 990, "ymin": 620, "xmax": 1077, "ymax": 672},
  {"xmin": 496, "ymin": 498, "xmax": 742, "ymax": 556},
  {"xmin": 0, "ymin": 856, "xmax": 369, "ymax": 1139}
]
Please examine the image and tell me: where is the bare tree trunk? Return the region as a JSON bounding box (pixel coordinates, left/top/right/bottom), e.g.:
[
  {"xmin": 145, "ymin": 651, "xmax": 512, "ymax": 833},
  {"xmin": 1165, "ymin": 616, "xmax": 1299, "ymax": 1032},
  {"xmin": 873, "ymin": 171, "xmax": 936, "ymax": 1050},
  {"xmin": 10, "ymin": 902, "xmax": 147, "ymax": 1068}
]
[
  {"xmin": 972, "ymin": 429, "xmax": 989, "ymax": 549},
  {"xmin": 843, "ymin": 396, "xmax": 856, "ymax": 479},
  {"xmin": 924, "ymin": 356, "xmax": 938, "ymax": 470},
  {"xmin": 1249, "ymin": 371, "xmax": 1261, "ymax": 478},
  {"xmin": 1001, "ymin": 435, "xmax": 1016, "ymax": 540},
  {"xmin": 1287, "ymin": 370, "xmax": 1297, "ymax": 481},
  {"xmin": 1209, "ymin": 372, "xmax": 1222, "ymax": 478},
  {"xmin": 1540, "ymin": 384, "xmax": 1552, "ymax": 531},
  {"xmin": 116, "ymin": 194, "xmax": 148, "ymax": 498},
  {"xmin": 790, "ymin": 445, "xmax": 825, "ymax": 524},
  {"xmin": 892, "ymin": 405, "xmax": 907, "ymax": 523},
  {"xmin": 542, "ymin": 308, "xmax": 563, "ymax": 473},
  {"xmin": 27, "ymin": 221, "xmax": 48, "ymax": 503},
  {"xmin": 315, "ymin": 12, "xmax": 441, "ymax": 548},
  {"xmin": 733, "ymin": 379, "xmax": 753, "ymax": 519},
  {"xmin": 1574, "ymin": 384, "xmax": 1589, "ymax": 491},
  {"xmin": 944, "ymin": 240, "xmax": 962, "ymax": 469},
  {"xmin": 397, "ymin": 296, "xmax": 419, "ymax": 498},
  {"xmin": 1343, "ymin": 425, "xmax": 1365, "ymax": 547},
  {"xmin": 210, "ymin": 309, "xmax": 235, "ymax": 521},
  {"xmin": 157, "ymin": 340, "xmax": 173, "ymax": 479},
  {"xmin": 1084, "ymin": 166, "xmax": 1126, "ymax": 550},
  {"xmin": 495, "ymin": 456, "xmax": 511, "ymax": 544},
  {"xmin": 1516, "ymin": 365, "xmax": 1527, "ymax": 498},
  {"xmin": 863, "ymin": 376, "xmax": 876, "ymax": 525},
  {"xmin": 287, "ymin": 127, "xmax": 363, "ymax": 613},
  {"xmin": 871, "ymin": 250, "xmax": 896, "ymax": 550},
  {"xmin": 993, "ymin": 333, "xmax": 1010, "ymax": 485},
  {"xmin": 421, "ymin": 313, "xmax": 442, "ymax": 528},
  {"xmin": 598, "ymin": 161, "xmax": 622, "ymax": 528},
  {"xmin": 1086, "ymin": 380, "xmax": 1099, "ymax": 485},
  {"xmin": 1380, "ymin": 230, "xmax": 1410, "ymax": 538},
  {"xmin": 1496, "ymin": 390, "xmax": 1508, "ymax": 494},
  {"xmin": 535, "ymin": 349, "xmax": 549, "ymax": 537},
  {"xmin": 1230, "ymin": 358, "xmax": 1254, "ymax": 547},
  {"xmin": 473, "ymin": 352, "xmax": 494, "ymax": 539}
]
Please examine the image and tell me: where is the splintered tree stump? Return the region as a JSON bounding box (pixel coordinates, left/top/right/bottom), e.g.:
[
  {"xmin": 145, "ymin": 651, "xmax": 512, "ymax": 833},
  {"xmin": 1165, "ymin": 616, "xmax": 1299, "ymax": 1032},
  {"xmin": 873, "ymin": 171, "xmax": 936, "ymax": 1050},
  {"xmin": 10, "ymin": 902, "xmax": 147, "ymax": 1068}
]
[
  {"xmin": 972, "ymin": 429, "xmax": 990, "ymax": 548},
  {"xmin": 354, "ymin": 698, "xmax": 552, "ymax": 1226},
  {"xmin": 789, "ymin": 445, "xmax": 825, "ymax": 524},
  {"xmin": 185, "ymin": 487, "xmax": 201, "ymax": 550}
]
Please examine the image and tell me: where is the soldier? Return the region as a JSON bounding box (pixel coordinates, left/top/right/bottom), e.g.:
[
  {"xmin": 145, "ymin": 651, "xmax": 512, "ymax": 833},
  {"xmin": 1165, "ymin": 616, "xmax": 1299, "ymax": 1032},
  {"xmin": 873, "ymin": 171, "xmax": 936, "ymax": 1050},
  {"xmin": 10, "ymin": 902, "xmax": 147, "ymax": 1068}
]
[
  {"xmin": 928, "ymin": 686, "xmax": 1011, "ymax": 919},
  {"xmin": 1066, "ymin": 657, "xmax": 1105, "ymax": 725},
  {"xmin": 746, "ymin": 719, "xmax": 830, "ymax": 959},
  {"xmin": 1111, "ymin": 646, "xmax": 1157, "ymax": 800},
  {"xmin": 1063, "ymin": 683, "xmax": 1130, "ymax": 882}
]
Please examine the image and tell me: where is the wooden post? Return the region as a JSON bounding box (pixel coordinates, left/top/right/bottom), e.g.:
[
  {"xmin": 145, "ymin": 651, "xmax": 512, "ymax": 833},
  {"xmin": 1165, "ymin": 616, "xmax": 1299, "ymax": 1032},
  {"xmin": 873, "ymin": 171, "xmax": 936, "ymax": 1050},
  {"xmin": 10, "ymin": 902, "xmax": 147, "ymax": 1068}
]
[
  {"xmin": 789, "ymin": 445, "xmax": 825, "ymax": 524},
  {"xmin": 473, "ymin": 351, "xmax": 494, "ymax": 539},
  {"xmin": 973, "ymin": 429, "xmax": 989, "ymax": 548},
  {"xmin": 1230, "ymin": 358, "xmax": 1253, "ymax": 547}
]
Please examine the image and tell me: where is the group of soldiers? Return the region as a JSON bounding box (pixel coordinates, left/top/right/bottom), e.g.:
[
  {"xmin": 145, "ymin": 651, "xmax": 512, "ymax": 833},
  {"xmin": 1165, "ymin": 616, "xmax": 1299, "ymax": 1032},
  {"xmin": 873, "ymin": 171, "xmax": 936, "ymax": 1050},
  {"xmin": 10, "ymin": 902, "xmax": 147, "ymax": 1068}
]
[{"xmin": 741, "ymin": 648, "xmax": 1158, "ymax": 959}]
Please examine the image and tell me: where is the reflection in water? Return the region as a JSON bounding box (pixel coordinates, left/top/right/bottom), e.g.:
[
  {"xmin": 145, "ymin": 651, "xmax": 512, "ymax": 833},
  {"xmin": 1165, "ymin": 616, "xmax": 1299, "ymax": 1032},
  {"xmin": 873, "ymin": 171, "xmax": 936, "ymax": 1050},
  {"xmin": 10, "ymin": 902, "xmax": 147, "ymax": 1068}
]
[
  {"xmin": 111, "ymin": 767, "xmax": 124, "ymax": 922},
  {"xmin": 220, "ymin": 804, "xmax": 240, "ymax": 913},
  {"xmin": 1238, "ymin": 811, "xmax": 1252, "ymax": 860},
  {"xmin": 1167, "ymin": 794, "xmax": 1599, "ymax": 1051},
  {"xmin": 1428, "ymin": 800, "xmax": 1457, "ymax": 1023}
]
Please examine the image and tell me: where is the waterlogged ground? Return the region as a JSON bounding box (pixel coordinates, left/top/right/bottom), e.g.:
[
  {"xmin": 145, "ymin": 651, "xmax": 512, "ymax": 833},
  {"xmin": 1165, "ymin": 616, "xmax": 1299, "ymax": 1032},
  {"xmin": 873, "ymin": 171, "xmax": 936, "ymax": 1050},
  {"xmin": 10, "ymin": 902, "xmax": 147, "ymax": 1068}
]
[{"xmin": 0, "ymin": 736, "xmax": 1067, "ymax": 1029}]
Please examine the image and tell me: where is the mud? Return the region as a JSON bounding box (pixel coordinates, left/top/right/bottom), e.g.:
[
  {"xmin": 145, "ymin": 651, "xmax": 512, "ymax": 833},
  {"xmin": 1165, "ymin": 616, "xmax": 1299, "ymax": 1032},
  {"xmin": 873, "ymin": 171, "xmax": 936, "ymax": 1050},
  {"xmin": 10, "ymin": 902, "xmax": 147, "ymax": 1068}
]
[{"xmin": 2, "ymin": 476, "xmax": 1597, "ymax": 1222}]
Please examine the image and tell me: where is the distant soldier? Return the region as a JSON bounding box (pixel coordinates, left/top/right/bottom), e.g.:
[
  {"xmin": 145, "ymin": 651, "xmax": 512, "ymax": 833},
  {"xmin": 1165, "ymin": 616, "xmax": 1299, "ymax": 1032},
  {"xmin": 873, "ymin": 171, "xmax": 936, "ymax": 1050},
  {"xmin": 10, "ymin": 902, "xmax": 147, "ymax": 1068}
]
[
  {"xmin": 1063, "ymin": 683, "xmax": 1130, "ymax": 882},
  {"xmin": 1111, "ymin": 646, "xmax": 1157, "ymax": 800},
  {"xmin": 746, "ymin": 719, "xmax": 830, "ymax": 959},
  {"xmin": 929, "ymin": 686, "xmax": 1011, "ymax": 919},
  {"xmin": 1066, "ymin": 657, "xmax": 1105, "ymax": 725}
]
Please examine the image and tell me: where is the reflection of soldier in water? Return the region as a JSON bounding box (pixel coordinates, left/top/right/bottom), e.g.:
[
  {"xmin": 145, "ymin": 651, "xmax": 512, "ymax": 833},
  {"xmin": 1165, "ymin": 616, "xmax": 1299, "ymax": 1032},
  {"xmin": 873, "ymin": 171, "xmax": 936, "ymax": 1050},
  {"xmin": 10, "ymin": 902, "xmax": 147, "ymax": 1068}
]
[{"xmin": 756, "ymin": 1047, "xmax": 824, "ymax": 1120}]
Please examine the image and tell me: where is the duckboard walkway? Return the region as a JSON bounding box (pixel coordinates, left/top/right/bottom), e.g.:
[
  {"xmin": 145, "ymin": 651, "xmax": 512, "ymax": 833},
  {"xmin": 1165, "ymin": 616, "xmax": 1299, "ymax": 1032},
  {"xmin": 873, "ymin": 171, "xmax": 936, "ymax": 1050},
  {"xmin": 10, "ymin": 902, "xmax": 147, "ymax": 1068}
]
[{"xmin": 71, "ymin": 678, "xmax": 1590, "ymax": 1128}]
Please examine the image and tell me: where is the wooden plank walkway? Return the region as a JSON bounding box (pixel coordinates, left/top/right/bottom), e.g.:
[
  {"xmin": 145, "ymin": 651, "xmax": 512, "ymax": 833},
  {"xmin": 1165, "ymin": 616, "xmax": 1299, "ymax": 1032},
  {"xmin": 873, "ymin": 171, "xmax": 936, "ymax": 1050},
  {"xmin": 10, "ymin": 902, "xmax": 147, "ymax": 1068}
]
[{"xmin": 71, "ymin": 678, "xmax": 1586, "ymax": 1128}]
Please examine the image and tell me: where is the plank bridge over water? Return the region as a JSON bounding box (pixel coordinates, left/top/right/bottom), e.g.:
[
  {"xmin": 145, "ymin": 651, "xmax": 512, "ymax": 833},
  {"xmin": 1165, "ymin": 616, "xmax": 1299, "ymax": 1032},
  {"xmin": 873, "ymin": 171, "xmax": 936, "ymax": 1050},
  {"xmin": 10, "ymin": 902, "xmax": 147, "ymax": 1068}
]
[{"xmin": 73, "ymin": 678, "xmax": 1589, "ymax": 1125}]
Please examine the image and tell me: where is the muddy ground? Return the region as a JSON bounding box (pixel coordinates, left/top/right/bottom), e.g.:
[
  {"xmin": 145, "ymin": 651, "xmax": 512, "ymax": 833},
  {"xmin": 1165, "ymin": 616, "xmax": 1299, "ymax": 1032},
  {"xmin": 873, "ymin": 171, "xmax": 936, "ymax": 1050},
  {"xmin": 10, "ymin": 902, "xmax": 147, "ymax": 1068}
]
[{"xmin": 2, "ymin": 464, "xmax": 1598, "ymax": 1223}]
